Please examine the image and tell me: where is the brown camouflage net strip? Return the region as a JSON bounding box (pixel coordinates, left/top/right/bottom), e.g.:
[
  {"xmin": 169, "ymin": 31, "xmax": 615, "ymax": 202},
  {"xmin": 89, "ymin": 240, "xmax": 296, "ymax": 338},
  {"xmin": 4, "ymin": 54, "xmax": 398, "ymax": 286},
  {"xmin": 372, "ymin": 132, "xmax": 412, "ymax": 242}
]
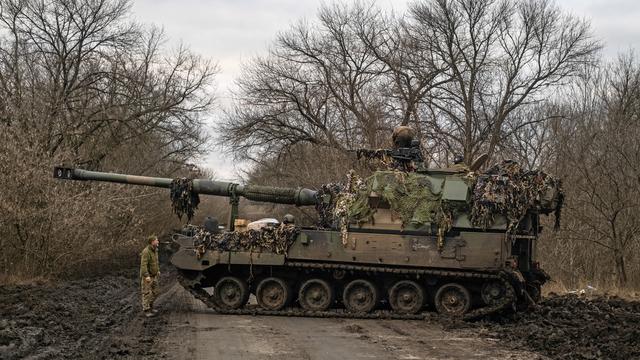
[
  {"xmin": 470, "ymin": 160, "xmax": 564, "ymax": 231},
  {"xmin": 334, "ymin": 170, "xmax": 366, "ymax": 246},
  {"xmin": 170, "ymin": 178, "xmax": 200, "ymax": 222},
  {"xmin": 193, "ymin": 224, "xmax": 300, "ymax": 257}
]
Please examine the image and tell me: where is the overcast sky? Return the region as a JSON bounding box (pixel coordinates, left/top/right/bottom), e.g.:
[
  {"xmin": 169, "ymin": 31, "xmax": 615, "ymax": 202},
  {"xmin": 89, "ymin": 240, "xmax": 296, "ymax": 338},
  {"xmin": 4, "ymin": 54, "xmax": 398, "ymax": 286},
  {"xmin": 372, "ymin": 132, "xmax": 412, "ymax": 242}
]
[{"xmin": 130, "ymin": 0, "xmax": 640, "ymax": 181}]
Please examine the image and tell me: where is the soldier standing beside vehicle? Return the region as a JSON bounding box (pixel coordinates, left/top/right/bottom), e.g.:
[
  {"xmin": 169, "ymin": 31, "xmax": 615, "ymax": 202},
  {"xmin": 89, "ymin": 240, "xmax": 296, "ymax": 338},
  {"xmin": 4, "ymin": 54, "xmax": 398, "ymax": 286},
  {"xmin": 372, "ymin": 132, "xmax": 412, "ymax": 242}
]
[{"xmin": 140, "ymin": 235, "xmax": 161, "ymax": 317}]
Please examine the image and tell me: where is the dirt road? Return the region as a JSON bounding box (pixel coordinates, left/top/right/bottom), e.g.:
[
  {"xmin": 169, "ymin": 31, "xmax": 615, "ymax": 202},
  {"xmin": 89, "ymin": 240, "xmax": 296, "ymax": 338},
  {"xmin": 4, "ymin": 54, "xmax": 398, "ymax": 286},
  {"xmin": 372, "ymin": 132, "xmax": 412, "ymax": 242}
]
[
  {"xmin": 3, "ymin": 269, "xmax": 638, "ymax": 359},
  {"xmin": 153, "ymin": 282, "xmax": 540, "ymax": 360}
]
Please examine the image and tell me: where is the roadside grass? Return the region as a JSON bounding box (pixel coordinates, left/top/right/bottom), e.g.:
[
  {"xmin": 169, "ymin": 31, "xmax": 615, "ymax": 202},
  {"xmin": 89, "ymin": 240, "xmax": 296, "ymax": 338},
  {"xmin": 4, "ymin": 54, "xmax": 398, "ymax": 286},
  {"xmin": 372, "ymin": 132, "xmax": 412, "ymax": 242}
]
[{"xmin": 543, "ymin": 279, "xmax": 640, "ymax": 300}]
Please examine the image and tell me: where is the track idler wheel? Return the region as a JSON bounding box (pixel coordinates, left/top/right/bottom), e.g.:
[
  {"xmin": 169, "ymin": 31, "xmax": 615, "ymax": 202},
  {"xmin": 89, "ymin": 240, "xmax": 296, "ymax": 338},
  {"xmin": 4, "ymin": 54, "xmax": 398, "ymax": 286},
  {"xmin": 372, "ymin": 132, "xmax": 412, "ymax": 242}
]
[
  {"xmin": 434, "ymin": 283, "xmax": 471, "ymax": 316},
  {"xmin": 389, "ymin": 280, "xmax": 425, "ymax": 314},
  {"xmin": 214, "ymin": 276, "xmax": 250, "ymax": 310},
  {"xmin": 256, "ymin": 277, "xmax": 291, "ymax": 311},
  {"xmin": 298, "ymin": 278, "xmax": 334, "ymax": 311},
  {"xmin": 343, "ymin": 279, "xmax": 379, "ymax": 313}
]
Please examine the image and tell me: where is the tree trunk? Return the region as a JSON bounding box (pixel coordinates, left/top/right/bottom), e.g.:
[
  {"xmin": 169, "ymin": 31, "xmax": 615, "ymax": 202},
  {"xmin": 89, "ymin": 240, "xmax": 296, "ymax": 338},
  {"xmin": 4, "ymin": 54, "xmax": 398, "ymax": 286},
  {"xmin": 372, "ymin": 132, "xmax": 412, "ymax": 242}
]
[{"xmin": 614, "ymin": 251, "xmax": 628, "ymax": 287}]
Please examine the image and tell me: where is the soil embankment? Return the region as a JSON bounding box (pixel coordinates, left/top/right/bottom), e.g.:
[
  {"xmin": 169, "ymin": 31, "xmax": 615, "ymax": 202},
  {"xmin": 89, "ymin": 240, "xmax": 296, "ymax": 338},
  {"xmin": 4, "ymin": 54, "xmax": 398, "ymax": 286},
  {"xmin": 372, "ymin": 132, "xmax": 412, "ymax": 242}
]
[
  {"xmin": 0, "ymin": 269, "xmax": 170, "ymax": 359},
  {"xmin": 459, "ymin": 294, "xmax": 640, "ymax": 360}
]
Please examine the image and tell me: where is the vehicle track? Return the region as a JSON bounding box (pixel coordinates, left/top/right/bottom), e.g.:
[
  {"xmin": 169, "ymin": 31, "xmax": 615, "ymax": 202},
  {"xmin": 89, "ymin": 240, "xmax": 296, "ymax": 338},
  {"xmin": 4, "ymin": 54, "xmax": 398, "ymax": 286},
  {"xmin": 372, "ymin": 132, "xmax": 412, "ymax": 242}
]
[{"xmin": 177, "ymin": 261, "xmax": 517, "ymax": 321}]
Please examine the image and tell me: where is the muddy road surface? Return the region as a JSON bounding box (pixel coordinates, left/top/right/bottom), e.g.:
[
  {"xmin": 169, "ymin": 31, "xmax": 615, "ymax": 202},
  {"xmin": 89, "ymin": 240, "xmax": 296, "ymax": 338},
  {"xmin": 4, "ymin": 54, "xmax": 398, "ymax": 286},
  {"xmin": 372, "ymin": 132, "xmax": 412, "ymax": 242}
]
[
  {"xmin": 155, "ymin": 281, "xmax": 538, "ymax": 360},
  {"xmin": 2, "ymin": 267, "xmax": 639, "ymax": 359}
]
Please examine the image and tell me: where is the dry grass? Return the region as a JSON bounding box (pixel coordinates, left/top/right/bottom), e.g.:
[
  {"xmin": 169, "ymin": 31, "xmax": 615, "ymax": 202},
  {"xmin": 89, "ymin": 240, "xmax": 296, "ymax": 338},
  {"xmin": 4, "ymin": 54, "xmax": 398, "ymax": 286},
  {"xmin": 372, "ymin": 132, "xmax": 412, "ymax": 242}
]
[{"xmin": 543, "ymin": 279, "xmax": 640, "ymax": 301}]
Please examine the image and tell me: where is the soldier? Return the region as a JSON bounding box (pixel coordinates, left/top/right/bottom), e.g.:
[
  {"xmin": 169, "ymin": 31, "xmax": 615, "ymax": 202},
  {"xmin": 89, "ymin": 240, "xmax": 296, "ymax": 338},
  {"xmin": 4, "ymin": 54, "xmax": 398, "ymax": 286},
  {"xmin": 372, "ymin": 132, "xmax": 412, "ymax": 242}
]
[
  {"xmin": 140, "ymin": 235, "xmax": 161, "ymax": 317},
  {"xmin": 391, "ymin": 126, "xmax": 415, "ymax": 149}
]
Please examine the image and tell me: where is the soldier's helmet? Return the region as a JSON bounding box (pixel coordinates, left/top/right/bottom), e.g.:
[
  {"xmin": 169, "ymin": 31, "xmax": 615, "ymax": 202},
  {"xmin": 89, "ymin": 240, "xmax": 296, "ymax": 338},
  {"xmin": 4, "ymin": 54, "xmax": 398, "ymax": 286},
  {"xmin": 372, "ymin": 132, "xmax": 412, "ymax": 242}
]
[
  {"xmin": 283, "ymin": 214, "xmax": 295, "ymax": 224},
  {"xmin": 392, "ymin": 126, "xmax": 415, "ymax": 148},
  {"xmin": 203, "ymin": 216, "xmax": 220, "ymax": 233}
]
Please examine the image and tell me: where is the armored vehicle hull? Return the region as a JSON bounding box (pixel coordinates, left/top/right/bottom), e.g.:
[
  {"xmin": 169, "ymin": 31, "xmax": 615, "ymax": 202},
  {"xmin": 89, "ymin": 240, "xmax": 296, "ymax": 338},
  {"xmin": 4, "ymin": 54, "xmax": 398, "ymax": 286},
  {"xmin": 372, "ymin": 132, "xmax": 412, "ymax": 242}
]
[{"xmin": 171, "ymin": 223, "xmax": 538, "ymax": 318}]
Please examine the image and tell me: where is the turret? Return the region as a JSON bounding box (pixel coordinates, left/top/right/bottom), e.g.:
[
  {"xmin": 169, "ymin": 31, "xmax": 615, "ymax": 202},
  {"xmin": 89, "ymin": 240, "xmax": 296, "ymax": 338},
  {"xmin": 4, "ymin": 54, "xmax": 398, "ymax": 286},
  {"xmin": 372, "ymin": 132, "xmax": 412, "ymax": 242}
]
[{"xmin": 53, "ymin": 125, "xmax": 563, "ymax": 237}]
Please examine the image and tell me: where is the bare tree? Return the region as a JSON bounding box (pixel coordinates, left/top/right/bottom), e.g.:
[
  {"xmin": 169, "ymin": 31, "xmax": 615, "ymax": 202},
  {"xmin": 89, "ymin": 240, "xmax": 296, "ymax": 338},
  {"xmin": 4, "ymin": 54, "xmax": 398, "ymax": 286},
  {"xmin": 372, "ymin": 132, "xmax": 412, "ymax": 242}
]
[
  {"xmin": 409, "ymin": 0, "xmax": 600, "ymax": 165},
  {"xmin": 219, "ymin": 2, "xmax": 406, "ymax": 166},
  {"xmin": 553, "ymin": 53, "xmax": 640, "ymax": 287},
  {"xmin": 353, "ymin": 8, "xmax": 449, "ymax": 130},
  {"xmin": 498, "ymin": 103, "xmax": 562, "ymax": 169},
  {"xmin": 221, "ymin": 0, "xmax": 598, "ymax": 170},
  {"xmin": 0, "ymin": 0, "xmax": 215, "ymax": 169},
  {"xmin": 0, "ymin": 0, "xmax": 216, "ymax": 277}
]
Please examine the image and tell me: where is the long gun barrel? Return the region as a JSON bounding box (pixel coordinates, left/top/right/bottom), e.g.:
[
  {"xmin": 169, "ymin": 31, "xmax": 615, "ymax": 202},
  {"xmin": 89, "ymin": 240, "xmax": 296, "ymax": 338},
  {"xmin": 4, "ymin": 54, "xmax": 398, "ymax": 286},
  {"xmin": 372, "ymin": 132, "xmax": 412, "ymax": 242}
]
[{"xmin": 53, "ymin": 167, "xmax": 318, "ymax": 206}]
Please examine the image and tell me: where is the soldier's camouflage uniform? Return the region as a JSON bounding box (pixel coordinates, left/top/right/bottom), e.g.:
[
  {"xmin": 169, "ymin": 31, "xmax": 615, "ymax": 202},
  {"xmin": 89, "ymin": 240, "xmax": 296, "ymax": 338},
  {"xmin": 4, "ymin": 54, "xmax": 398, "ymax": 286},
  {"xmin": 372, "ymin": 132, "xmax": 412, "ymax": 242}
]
[{"xmin": 140, "ymin": 244, "xmax": 160, "ymax": 312}]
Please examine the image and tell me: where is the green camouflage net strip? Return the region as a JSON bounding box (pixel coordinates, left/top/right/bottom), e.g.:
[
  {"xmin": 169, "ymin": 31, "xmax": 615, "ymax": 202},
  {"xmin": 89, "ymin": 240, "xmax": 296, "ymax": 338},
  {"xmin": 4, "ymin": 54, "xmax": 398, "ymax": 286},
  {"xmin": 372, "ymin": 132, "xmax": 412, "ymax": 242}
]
[
  {"xmin": 193, "ymin": 224, "xmax": 300, "ymax": 257},
  {"xmin": 315, "ymin": 183, "xmax": 343, "ymax": 228},
  {"xmin": 470, "ymin": 160, "xmax": 564, "ymax": 231},
  {"xmin": 324, "ymin": 171, "xmax": 459, "ymax": 250},
  {"xmin": 170, "ymin": 178, "xmax": 200, "ymax": 222},
  {"xmin": 316, "ymin": 161, "xmax": 562, "ymax": 237},
  {"xmin": 345, "ymin": 171, "xmax": 445, "ymax": 227}
]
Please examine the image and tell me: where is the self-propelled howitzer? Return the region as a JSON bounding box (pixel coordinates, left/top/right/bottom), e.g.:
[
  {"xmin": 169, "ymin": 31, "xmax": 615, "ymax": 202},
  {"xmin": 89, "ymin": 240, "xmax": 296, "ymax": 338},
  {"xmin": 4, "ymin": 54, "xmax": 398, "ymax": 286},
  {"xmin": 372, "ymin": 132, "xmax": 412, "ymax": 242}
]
[{"xmin": 53, "ymin": 157, "xmax": 559, "ymax": 319}]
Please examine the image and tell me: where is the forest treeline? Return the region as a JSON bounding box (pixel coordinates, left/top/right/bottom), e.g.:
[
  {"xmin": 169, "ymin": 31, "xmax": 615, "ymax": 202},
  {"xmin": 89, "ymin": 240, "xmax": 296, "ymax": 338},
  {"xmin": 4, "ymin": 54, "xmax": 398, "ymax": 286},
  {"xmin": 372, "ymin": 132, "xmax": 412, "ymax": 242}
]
[
  {"xmin": 220, "ymin": 0, "xmax": 640, "ymax": 289},
  {"xmin": 0, "ymin": 0, "xmax": 217, "ymax": 277},
  {"xmin": 1, "ymin": 0, "xmax": 639, "ymax": 291}
]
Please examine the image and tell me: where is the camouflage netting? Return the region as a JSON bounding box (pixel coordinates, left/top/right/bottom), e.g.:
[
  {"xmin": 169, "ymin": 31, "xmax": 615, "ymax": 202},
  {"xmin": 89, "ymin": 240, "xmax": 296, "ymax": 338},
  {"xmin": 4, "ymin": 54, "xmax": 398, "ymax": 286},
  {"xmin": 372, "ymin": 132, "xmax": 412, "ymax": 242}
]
[
  {"xmin": 470, "ymin": 160, "xmax": 564, "ymax": 231},
  {"xmin": 344, "ymin": 171, "xmax": 454, "ymax": 227},
  {"xmin": 315, "ymin": 183, "xmax": 343, "ymax": 228},
  {"xmin": 317, "ymin": 160, "xmax": 563, "ymax": 235},
  {"xmin": 333, "ymin": 171, "xmax": 365, "ymax": 245},
  {"xmin": 170, "ymin": 178, "xmax": 200, "ymax": 222},
  {"xmin": 193, "ymin": 224, "xmax": 300, "ymax": 256},
  {"xmin": 319, "ymin": 170, "xmax": 462, "ymax": 248}
]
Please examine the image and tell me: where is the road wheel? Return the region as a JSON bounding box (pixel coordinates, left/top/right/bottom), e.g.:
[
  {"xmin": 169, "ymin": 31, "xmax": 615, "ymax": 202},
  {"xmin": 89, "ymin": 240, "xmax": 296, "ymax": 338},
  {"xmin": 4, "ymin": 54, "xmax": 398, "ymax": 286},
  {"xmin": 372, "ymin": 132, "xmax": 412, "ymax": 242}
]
[
  {"xmin": 481, "ymin": 281, "xmax": 508, "ymax": 306},
  {"xmin": 214, "ymin": 276, "xmax": 250, "ymax": 309},
  {"xmin": 256, "ymin": 277, "xmax": 291, "ymax": 311},
  {"xmin": 299, "ymin": 278, "xmax": 334, "ymax": 311},
  {"xmin": 434, "ymin": 283, "xmax": 471, "ymax": 316},
  {"xmin": 343, "ymin": 279, "xmax": 378, "ymax": 313},
  {"xmin": 389, "ymin": 280, "xmax": 425, "ymax": 314}
]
